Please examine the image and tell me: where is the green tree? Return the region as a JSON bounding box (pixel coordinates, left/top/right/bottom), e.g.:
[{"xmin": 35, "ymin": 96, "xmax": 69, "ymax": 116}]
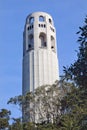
[
  {"xmin": 23, "ymin": 122, "xmax": 35, "ymax": 130},
  {"xmin": 60, "ymin": 86, "xmax": 87, "ymax": 130},
  {"xmin": 64, "ymin": 16, "xmax": 87, "ymax": 88},
  {"xmin": 0, "ymin": 109, "xmax": 11, "ymax": 129},
  {"xmin": 7, "ymin": 81, "xmax": 71, "ymax": 129},
  {"xmin": 9, "ymin": 118, "xmax": 23, "ymax": 130},
  {"xmin": 60, "ymin": 16, "xmax": 87, "ymax": 130}
]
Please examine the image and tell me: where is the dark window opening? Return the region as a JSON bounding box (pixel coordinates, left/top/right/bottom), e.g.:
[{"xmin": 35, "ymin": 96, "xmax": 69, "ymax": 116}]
[
  {"xmin": 44, "ymin": 42, "xmax": 47, "ymax": 47},
  {"xmin": 29, "ymin": 34, "xmax": 33, "ymax": 44},
  {"xmin": 49, "ymin": 18, "xmax": 52, "ymax": 24},
  {"xmin": 44, "ymin": 24, "xmax": 46, "ymax": 28},
  {"xmin": 28, "ymin": 44, "xmax": 31, "ymax": 48},
  {"xmin": 51, "ymin": 36, "xmax": 55, "ymax": 52},
  {"xmin": 32, "ymin": 25, "xmax": 33, "ymax": 28},
  {"xmin": 51, "ymin": 46, "xmax": 54, "ymax": 49},
  {"xmin": 50, "ymin": 27, "xmax": 54, "ymax": 32},
  {"xmin": 30, "ymin": 26, "xmax": 31, "ymax": 30},
  {"xmin": 28, "ymin": 34, "xmax": 34, "ymax": 50},
  {"xmin": 38, "ymin": 24, "xmax": 46, "ymax": 28},
  {"xmin": 27, "ymin": 25, "xmax": 33, "ymax": 31},
  {"xmin": 41, "ymin": 24, "xmax": 43, "ymax": 27},
  {"xmin": 27, "ymin": 27, "xmax": 29, "ymax": 30}
]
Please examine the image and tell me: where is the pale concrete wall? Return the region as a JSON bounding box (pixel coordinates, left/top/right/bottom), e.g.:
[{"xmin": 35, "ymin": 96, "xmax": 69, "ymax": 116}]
[{"xmin": 22, "ymin": 49, "xmax": 59, "ymax": 94}]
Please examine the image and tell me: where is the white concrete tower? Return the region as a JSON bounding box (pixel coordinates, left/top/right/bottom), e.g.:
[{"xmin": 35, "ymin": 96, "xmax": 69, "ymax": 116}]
[{"xmin": 22, "ymin": 12, "xmax": 59, "ymax": 95}]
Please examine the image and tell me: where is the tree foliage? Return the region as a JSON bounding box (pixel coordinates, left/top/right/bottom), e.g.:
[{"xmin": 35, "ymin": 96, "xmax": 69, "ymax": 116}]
[
  {"xmin": 0, "ymin": 109, "xmax": 11, "ymax": 129},
  {"xmin": 64, "ymin": 16, "xmax": 87, "ymax": 88},
  {"xmin": 60, "ymin": 16, "xmax": 87, "ymax": 130},
  {"xmin": 9, "ymin": 118, "xmax": 23, "ymax": 130},
  {"xmin": 8, "ymin": 81, "xmax": 71, "ymax": 129}
]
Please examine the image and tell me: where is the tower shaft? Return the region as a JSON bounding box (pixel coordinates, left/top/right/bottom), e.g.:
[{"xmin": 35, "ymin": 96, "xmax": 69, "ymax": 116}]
[{"xmin": 22, "ymin": 12, "xmax": 59, "ymax": 96}]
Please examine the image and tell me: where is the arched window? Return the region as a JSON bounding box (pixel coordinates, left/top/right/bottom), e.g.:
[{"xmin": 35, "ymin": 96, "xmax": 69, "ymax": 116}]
[
  {"xmin": 51, "ymin": 36, "xmax": 55, "ymax": 52},
  {"xmin": 39, "ymin": 33, "xmax": 47, "ymax": 47},
  {"xmin": 29, "ymin": 34, "xmax": 33, "ymax": 43},
  {"xmin": 29, "ymin": 17, "xmax": 34, "ymax": 24},
  {"xmin": 39, "ymin": 16, "xmax": 44, "ymax": 22},
  {"xmin": 28, "ymin": 34, "xmax": 34, "ymax": 49}
]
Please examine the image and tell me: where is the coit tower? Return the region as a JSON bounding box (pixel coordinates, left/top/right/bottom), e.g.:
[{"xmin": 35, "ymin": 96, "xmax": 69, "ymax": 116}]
[{"xmin": 22, "ymin": 12, "xmax": 59, "ymax": 96}]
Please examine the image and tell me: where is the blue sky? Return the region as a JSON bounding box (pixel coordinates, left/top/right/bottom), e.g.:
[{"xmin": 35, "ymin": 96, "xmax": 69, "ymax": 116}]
[{"xmin": 0, "ymin": 0, "xmax": 87, "ymax": 118}]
